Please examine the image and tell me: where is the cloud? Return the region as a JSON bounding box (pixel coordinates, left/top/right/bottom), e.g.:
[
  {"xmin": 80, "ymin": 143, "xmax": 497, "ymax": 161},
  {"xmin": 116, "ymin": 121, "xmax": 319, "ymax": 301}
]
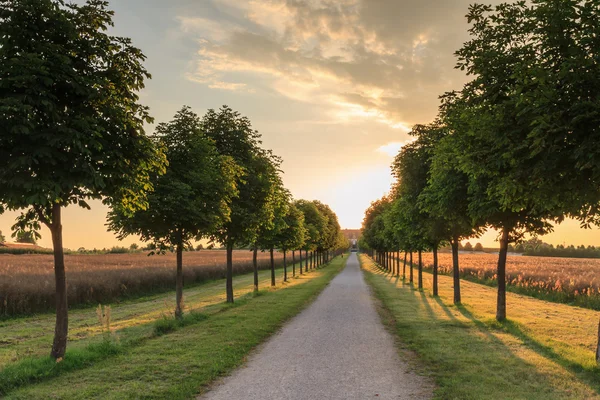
[
  {"xmin": 177, "ymin": 0, "xmax": 503, "ymax": 129},
  {"xmin": 377, "ymin": 139, "xmax": 416, "ymax": 158}
]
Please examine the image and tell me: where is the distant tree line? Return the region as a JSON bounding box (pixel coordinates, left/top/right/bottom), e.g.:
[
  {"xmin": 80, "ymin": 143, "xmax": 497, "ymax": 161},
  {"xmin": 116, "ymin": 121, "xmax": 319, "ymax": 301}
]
[
  {"xmin": 508, "ymin": 238, "xmax": 600, "ymax": 259},
  {"xmin": 0, "ymin": 0, "xmax": 348, "ymax": 360},
  {"xmin": 360, "ymin": 0, "xmax": 600, "ymax": 337}
]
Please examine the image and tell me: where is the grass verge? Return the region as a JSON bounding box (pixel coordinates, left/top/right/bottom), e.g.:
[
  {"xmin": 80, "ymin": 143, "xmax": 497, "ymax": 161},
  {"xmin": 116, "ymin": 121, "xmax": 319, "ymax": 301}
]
[
  {"xmin": 3, "ymin": 256, "xmax": 347, "ymax": 399},
  {"xmin": 0, "ymin": 260, "xmax": 316, "ymax": 370},
  {"xmin": 360, "ymin": 254, "xmax": 600, "ymax": 400}
]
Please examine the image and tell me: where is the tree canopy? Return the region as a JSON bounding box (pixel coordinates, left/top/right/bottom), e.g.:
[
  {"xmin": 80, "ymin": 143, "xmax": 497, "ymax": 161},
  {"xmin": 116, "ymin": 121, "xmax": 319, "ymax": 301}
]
[
  {"xmin": 0, "ymin": 0, "xmax": 165, "ymax": 359},
  {"xmin": 107, "ymin": 106, "xmax": 240, "ymax": 317}
]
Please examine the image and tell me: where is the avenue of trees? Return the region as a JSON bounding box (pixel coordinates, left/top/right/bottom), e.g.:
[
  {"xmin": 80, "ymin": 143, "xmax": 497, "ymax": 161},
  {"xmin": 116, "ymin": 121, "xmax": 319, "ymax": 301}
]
[
  {"xmin": 0, "ymin": 0, "xmax": 348, "ymax": 360},
  {"xmin": 361, "ymin": 0, "xmax": 600, "ymax": 323}
]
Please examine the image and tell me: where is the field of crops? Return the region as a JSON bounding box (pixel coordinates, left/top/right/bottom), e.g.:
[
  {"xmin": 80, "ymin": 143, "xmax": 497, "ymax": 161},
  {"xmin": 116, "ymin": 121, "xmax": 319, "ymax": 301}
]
[
  {"xmin": 0, "ymin": 250, "xmax": 287, "ymax": 316},
  {"xmin": 419, "ymin": 252, "xmax": 600, "ymax": 309}
]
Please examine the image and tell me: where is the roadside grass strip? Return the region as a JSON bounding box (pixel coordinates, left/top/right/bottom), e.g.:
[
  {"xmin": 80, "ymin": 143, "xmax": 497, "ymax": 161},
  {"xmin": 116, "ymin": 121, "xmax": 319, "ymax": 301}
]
[
  {"xmin": 2, "ymin": 256, "xmax": 347, "ymax": 399},
  {"xmin": 360, "ymin": 254, "xmax": 600, "ymax": 400}
]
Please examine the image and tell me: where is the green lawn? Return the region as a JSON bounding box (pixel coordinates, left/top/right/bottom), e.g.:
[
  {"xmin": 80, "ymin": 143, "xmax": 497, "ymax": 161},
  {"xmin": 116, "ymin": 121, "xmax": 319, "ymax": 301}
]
[
  {"xmin": 361, "ymin": 254, "xmax": 600, "ymax": 400},
  {"xmin": 1, "ymin": 256, "xmax": 347, "ymax": 398}
]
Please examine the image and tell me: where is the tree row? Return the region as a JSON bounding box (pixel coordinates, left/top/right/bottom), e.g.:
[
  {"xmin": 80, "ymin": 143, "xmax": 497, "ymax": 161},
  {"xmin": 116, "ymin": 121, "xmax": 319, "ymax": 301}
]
[
  {"xmin": 360, "ymin": 0, "xmax": 600, "ymax": 329},
  {"xmin": 0, "ymin": 0, "xmax": 348, "ymax": 360}
]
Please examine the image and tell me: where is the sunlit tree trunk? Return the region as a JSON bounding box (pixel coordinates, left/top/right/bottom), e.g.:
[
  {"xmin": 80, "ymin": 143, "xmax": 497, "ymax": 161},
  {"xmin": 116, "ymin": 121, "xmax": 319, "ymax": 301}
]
[
  {"xmin": 402, "ymin": 251, "xmax": 407, "ymax": 279},
  {"xmin": 283, "ymin": 249, "xmax": 288, "ymax": 282},
  {"xmin": 270, "ymin": 248, "xmax": 275, "ymax": 287},
  {"xmin": 496, "ymin": 227, "xmax": 510, "ymax": 321},
  {"xmin": 596, "ymin": 319, "xmax": 600, "ymax": 365},
  {"xmin": 433, "ymin": 245, "xmax": 439, "ymax": 296},
  {"xmin": 175, "ymin": 234, "xmax": 184, "ymax": 319},
  {"xmin": 49, "ymin": 204, "xmax": 68, "ymax": 359},
  {"xmin": 409, "ymin": 252, "xmax": 414, "ymax": 283},
  {"xmin": 305, "ymin": 250, "xmax": 309, "ymax": 273},
  {"xmin": 253, "ymin": 246, "xmax": 259, "ymax": 292},
  {"xmin": 226, "ymin": 241, "xmax": 234, "ymax": 303},
  {"xmin": 451, "ymin": 238, "xmax": 461, "ymax": 304},
  {"xmin": 292, "ymin": 250, "xmax": 296, "ymax": 277},
  {"xmin": 418, "ymin": 250, "xmax": 423, "ymax": 289}
]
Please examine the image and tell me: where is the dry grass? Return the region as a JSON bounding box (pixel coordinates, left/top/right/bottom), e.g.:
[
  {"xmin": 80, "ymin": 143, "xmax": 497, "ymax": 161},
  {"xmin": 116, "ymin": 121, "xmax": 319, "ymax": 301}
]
[
  {"xmin": 420, "ymin": 252, "xmax": 600, "ymax": 308},
  {"xmin": 0, "ymin": 250, "xmax": 287, "ymax": 316}
]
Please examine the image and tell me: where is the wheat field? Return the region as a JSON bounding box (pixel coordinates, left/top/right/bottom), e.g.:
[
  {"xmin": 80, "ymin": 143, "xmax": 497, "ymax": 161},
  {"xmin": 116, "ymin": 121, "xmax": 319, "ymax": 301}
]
[
  {"xmin": 418, "ymin": 252, "xmax": 600, "ymax": 308},
  {"xmin": 0, "ymin": 250, "xmax": 289, "ymax": 316}
]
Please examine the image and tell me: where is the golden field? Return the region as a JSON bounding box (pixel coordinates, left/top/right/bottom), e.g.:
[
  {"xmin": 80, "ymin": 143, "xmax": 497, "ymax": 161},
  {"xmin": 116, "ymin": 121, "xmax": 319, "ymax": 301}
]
[
  {"xmin": 0, "ymin": 250, "xmax": 288, "ymax": 316},
  {"xmin": 418, "ymin": 252, "xmax": 600, "ymax": 308}
]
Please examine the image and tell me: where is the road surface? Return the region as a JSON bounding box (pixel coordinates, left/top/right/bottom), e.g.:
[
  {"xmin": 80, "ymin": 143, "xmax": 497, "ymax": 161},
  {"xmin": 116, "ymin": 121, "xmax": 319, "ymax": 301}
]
[{"xmin": 200, "ymin": 252, "xmax": 432, "ymax": 399}]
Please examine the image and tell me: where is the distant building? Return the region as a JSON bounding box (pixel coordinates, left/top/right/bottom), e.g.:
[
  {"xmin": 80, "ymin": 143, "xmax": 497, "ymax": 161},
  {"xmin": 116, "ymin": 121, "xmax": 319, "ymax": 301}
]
[{"xmin": 342, "ymin": 229, "xmax": 361, "ymax": 251}]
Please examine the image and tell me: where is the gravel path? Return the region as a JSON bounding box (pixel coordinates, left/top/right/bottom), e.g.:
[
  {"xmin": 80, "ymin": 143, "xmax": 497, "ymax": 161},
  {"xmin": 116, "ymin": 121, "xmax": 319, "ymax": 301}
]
[{"xmin": 199, "ymin": 253, "xmax": 433, "ymax": 400}]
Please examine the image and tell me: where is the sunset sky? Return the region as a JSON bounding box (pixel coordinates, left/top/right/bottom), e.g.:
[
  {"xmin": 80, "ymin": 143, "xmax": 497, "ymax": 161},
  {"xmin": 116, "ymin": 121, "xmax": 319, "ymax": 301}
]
[{"xmin": 1, "ymin": 0, "xmax": 599, "ymax": 249}]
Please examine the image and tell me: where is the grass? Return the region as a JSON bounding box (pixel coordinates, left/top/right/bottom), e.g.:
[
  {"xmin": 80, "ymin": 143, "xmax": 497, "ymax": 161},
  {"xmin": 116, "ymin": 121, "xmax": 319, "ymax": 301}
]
[
  {"xmin": 1, "ymin": 255, "xmax": 347, "ymax": 399},
  {"xmin": 361, "ymin": 253, "xmax": 600, "ymax": 400}
]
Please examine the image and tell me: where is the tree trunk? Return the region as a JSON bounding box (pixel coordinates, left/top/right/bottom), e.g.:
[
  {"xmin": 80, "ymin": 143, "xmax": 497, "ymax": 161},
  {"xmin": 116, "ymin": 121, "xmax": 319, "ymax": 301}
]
[
  {"xmin": 418, "ymin": 250, "xmax": 423, "ymax": 289},
  {"xmin": 283, "ymin": 250, "xmax": 288, "ymax": 282},
  {"xmin": 305, "ymin": 250, "xmax": 309, "ymax": 273},
  {"xmin": 270, "ymin": 248, "xmax": 275, "ymax": 287},
  {"xmin": 253, "ymin": 246, "xmax": 259, "ymax": 292},
  {"xmin": 292, "ymin": 250, "xmax": 296, "ymax": 277},
  {"xmin": 496, "ymin": 227, "xmax": 510, "ymax": 321},
  {"xmin": 402, "ymin": 251, "xmax": 407, "ymax": 279},
  {"xmin": 451, "ymin": 238, "xmax": 461, "ymax": 304},
  {"xmin": 226, "ymin": 242, "xmax": 234, "ymax": 303},
  {"xmin": 50, "ymin": 204, "xmax": 68, "ymax": 360},
  {"xmin": 433, "ymin": 245, "xmax": 438, "ymax": 297},
  {"xmin": 396, "ymin": 251, "xmax": 400, "ymax": 276},
  {"xmin": 175, "ymin": 237, "xmax": 184, "ymax": 319},
  {"xmin": 311, "ymin": 251, "xmax": 314, "ymax": 269},
  {"xmin": 300, "ymin": 250, "xmax": 304, "ymax": 275},
  {"xmin": 409, "ymin": 252, "xmax": 414, "ymax": 283},
  {"xmin": 596, "ymin": 318, "xmax": 600, "ymax": 364}
]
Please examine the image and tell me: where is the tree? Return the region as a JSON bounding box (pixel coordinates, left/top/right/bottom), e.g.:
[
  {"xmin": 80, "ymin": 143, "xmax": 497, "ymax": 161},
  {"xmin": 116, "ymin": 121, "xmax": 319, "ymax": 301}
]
[
  {"xmin": 443, "ymin": 3, "xmax": 565, "ymax": 319},
  {"xmin": 0, "ymin": 230, "xmax": 5, "ymax": 244},
  {"xmin": 361, "ymin": 197, "xmax": 392, "ymax": 267},
  {"xmin": 417, "ymin": 120, "xmax": 484, "ymax": 303},
  {"xmin": 391, "ymin": 128, "xmax": 442, "ymax": 292},
  {"xmin": 463, "ymin": 242, "xmax": 473, "ymax": 252},
  {"xmin": 203, "ymin": 106, "xmax": 280, "ymax": 303},
  {"xmin": 457, "ymin": 2, "xmax": 600, "ymax": 227},
  {"xmin": 474, "ymin": 243, "xmax": 484, "ymax": 252},
  {"xmin": 273, "ymin": 203, "xmax": 306, "ymax": 282},
  {"xmin": 295, "ymin": 200, "xmax": 326, "ymax": 273},
  {"xmin": 0, "ymin": 0, "xmax": 165, "ymax": 359},
  {"xmin": 15, "ymin": 230, "xmax": 37, "ymax": 245},
  {"xmin": 108, "ymin": 106, "xmax": 239, "ymax": 318},
  {"xmin": 312, "ymin": 200, "xmax": 342, "ymax": 265},
  {"xmin": 256, "ymin": 181, "xmax": 289, "ymax": 287}
]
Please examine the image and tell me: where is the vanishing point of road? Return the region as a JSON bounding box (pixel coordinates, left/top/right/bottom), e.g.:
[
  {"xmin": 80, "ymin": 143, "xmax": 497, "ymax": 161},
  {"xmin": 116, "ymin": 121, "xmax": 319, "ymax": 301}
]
[{"xmin": 200, "ymin": 253, "xmax": 433, "ymax": 400}]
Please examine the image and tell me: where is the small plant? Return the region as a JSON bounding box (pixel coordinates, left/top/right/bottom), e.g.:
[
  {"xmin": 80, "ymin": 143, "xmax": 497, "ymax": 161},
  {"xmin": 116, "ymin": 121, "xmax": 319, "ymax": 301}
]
[
  {"xmin": 96, "ymin": 304, "xmax": 111, "ymax": 333},
  {"xmin": 96, "ymin": 304, "xmax": 118, "ymax": 344}
]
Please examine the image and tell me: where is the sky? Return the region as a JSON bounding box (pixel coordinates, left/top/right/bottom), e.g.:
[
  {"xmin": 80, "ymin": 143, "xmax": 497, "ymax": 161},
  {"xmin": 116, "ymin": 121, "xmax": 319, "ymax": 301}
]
[{"xmin": 1, "ymin": 0, "xmax": 599, "ymax": 249}]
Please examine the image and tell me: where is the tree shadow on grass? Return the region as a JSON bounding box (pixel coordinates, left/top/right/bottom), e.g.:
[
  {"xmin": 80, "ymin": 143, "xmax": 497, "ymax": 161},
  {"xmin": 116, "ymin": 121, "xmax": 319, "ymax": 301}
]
[
  {"xmin": 455, "ymin": 302, "xmax": 600, "ymax": 396},
  {"xmin": 366, "ymin": 273, "xmax": 573, "ymax": 399}
]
